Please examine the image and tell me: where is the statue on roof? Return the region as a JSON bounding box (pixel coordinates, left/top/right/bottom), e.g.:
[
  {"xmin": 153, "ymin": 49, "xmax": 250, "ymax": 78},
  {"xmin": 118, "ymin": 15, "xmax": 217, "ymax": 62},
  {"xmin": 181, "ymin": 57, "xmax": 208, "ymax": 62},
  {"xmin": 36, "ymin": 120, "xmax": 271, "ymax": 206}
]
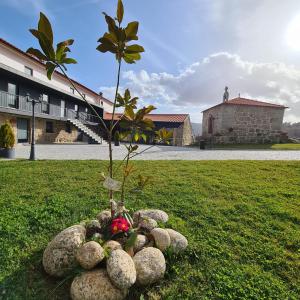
[{"xmin": 223, "ymin": 86, "xmax": 229, "ymax": 102}]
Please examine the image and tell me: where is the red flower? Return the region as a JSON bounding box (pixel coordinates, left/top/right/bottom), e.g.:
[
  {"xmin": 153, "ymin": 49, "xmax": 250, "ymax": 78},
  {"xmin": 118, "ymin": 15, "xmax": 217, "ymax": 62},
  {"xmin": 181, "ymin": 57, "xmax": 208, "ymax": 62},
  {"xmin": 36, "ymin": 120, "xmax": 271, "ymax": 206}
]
[{"xmin": 111, "ymin": 217, "xmax": 130, "ymax": 234}]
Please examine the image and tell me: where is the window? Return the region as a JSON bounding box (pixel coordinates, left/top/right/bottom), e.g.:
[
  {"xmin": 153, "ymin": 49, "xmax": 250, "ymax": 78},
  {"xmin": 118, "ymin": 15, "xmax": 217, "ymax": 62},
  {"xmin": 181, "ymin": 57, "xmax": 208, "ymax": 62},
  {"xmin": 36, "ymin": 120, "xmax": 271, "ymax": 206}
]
[
  {"xmin": 7, "ymin": 83, "xmax": 17, "ymax": 108},
  {"xmin": 42, "ymin": 94, "xmax": 49, "ymax": 102},
  {"xmin": 46, "ymin": 121, "xmax": 54, "ymax": 133},
  {"xmin": 42, "ymin": 94, "xmax": 49, "ymax": 114},
  {"xmin": 70, "ymin": 87, "xmax": 75, "ymax": 94},
  {"xmin": 101, "ymin": 100, "xmax": 103, "ymax": 106},
  {"xmin": 85, "ymin": 107, "xmax": 88, "ymax": 113},
  {"xmin": 208, "ymin": 115, "xmax": 214, "ymax": 134},
  {"xmin": 24, "ymin": 66, "xmax": 33, "ymax": 76}
]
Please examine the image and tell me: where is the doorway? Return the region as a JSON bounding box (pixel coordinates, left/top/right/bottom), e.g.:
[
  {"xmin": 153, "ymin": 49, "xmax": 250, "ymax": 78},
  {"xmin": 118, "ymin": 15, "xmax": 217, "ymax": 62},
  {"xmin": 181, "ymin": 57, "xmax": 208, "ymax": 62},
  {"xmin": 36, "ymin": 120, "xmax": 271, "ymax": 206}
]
[{"xmin": 17, "ymin": 118, "xmax": 28, "ymax": 143}]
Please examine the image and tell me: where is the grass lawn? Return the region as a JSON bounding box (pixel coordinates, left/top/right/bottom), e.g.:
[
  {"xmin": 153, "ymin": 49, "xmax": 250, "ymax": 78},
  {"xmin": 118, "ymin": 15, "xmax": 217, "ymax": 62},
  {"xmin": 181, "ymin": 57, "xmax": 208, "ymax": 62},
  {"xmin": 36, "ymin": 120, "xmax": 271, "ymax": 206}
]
[
  {"xmin": 0, "ymin": 160, "xmax": 300, "ymax": 299},
  {"xmin": 210, "ymin": 143, "xmax": 300, "ymax": 150}
]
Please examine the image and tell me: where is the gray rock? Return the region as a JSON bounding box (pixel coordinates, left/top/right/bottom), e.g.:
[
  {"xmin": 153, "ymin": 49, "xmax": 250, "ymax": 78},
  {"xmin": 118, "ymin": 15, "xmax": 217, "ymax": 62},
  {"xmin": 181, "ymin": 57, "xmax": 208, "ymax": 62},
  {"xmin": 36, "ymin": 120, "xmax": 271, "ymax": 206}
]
[
  {"xmin": 70, "ymin": 269, "xmax": 127, "ymax": 300},
  {"xmin": 107, "ymin": 249, "xmax": 136, "ymax": 289},
  {"xmin": 104, "ymin": 240, "xmax": 122, "ymax": 253},
  {"xmin": 43, "ymin": 225, "xmax": 86, "ymax": 277},
  {"xmin": 75, "ymin": 241, "xmax": 105, "ymax": 270},
  {"xmin": 91, "ymin": 232, "xmax": 104, "ymax": 241},
  {"xmin": 151, "ymin": 228, "xmax": 171, "ymax": 252},
  {"xmin": 133, "ymin": 209, "xmax": 169, "ymax": 223},
  {"xmin": 133, "ymin": 247, "xmax": 166, "ymax": 286},
  {"xmin": 134, "ymin": 234, "xmax": 148, "ymax": 253},
  {"xmin": 97, "ymin": 210, "xmax": 111, "ymax": 226},
  {"xmin": 87, "ymin": 219, "xmax": 101, "ymax": 230},
  {"xmin": 139, "ymin": 218, "xmax": 158, "ymax": 232},
  {"xmin": 166, "ymin": 229, "xmax": 188, "ymax": 253}
]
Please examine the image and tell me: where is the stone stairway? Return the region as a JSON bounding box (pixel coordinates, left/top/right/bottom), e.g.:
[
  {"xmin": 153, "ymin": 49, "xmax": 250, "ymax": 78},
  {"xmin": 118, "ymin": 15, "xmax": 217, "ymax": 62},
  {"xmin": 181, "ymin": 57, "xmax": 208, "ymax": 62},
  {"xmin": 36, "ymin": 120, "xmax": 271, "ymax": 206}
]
[{"xmin": 67, "ymin": 118, "xmax": 105, "ymax": 145}]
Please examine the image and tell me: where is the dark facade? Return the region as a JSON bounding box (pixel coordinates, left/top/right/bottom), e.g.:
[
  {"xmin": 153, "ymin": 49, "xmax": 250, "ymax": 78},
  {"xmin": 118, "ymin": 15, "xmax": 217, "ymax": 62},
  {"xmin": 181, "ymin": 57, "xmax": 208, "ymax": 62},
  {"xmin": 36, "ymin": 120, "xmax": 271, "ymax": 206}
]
[{"xmin": 0, "ymin": 68, "xmax": 103, "ymax": 143}]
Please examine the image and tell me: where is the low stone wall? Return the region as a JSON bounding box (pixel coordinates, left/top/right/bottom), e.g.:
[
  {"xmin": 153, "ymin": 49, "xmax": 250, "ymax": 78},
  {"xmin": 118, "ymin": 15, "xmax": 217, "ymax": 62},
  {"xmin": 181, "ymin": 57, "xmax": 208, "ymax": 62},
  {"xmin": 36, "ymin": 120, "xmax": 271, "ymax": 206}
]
[
  {"xmin": 0, "ymin": 112, "xmax": 80, "ymax": 144},
  {"xmin": 35, "ymin": 119, "xmax": 79, "ymax": 143}
]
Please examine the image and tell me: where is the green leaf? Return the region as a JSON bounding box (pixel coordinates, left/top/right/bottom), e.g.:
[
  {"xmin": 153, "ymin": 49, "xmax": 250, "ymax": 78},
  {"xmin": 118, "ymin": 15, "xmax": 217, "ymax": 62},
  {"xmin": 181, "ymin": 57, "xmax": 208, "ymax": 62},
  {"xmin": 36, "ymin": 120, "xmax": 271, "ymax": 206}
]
[
  {"xmin": 125, "ymin": 44, "xmax": 145, "ymax": 54},
  {"xmin": 125, "ymin": 106, "xmax": 135, "ymax": 119},
  {"xmin": 123, "ymin": 52, "xmax": 141, "ymax": 64},
  {"xmin": 124, "ymin": 89, "xmax": 130, "ymax": 100},
  {"xmin": 117, "ymin": 0, "xmax": 124, "ymax": 23},
  {"xmin": 38, "ymin": 12, "xmax": 53, "ymax": 44},
  {"xmin": 141, "ymin": 133, "xmax": 147, "ymax": 142},
  {"xmin": 123, "ymin": 55, "xmax": 136, "ymax": 64},
  {"xmin": 45, "ymin": 62, "xmax": 56, "ymax": 80},
  {"xmin": 56, "ymin": 39, "xmax": 74, "ymax": 59},
  {"xmin": 125, "ymin": 21, "xmax": 139, "ymax": 41},
  {"xmin": 62, "ymin": 58, "xmax": 77, "ymax": 64},
  {"xmin": 96, "ymin": 43, "xmax": 117, "ymax": 54},
  {"xmin": 98, "ymin": 32, "xmax": 117, "ymax": 44},
  {"xmin": 134, "ymin": 132, "xmax": 139, "ymax": 142},
  {"xmin": 26, "ymin": 47, "xmax": 48, "ymax": 61},
  {"xmin": 29, "ymin": 29, "xmax": 55, "ymax": 60},
  {"xmin": 105, "ymin": 15, "xmax": 118, "ymax": 41}
]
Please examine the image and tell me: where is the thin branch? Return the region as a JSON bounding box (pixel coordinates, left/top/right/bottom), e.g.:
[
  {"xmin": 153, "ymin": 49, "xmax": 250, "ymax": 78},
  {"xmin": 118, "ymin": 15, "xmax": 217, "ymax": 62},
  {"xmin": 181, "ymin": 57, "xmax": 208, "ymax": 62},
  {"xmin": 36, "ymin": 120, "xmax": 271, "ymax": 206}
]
[{"xmin": 129, "ymin": 144, "xmax": 157, "ymax": 159}]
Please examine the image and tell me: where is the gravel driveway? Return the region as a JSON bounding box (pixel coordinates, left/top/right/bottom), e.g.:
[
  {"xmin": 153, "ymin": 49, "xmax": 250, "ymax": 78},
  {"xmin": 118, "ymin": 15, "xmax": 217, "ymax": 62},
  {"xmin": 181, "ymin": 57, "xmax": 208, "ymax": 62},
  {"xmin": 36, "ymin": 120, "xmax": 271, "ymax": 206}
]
[{"xmin": 13, "ymin": 144, "xmax": 300, "ymax": 160}]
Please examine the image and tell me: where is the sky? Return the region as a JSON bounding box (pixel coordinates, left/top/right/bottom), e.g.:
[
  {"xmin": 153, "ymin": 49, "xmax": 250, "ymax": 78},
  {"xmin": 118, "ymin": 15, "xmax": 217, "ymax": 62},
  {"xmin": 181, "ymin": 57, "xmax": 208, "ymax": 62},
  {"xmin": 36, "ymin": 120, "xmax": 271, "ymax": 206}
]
[{"xmin": 1, "ymin": 0, "xmax": 300, "ymax": 123}]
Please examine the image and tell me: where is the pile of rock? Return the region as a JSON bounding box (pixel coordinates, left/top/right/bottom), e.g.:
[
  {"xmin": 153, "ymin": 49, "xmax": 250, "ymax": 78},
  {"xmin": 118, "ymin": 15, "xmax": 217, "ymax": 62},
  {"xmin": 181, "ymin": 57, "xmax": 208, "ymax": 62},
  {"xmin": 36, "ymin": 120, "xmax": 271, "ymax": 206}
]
[{"xmin": 42, "ymin": 209, "xmax": 188, "ymax": 300}]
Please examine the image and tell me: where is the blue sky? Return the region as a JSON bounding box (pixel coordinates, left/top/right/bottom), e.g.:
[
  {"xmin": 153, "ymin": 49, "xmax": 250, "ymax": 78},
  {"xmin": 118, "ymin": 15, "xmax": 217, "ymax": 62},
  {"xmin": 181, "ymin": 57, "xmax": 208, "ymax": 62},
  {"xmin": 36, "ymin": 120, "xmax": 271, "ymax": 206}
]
[{"xmin": 1, "ymin": 0, "xmax": 300, "ymax": 123}]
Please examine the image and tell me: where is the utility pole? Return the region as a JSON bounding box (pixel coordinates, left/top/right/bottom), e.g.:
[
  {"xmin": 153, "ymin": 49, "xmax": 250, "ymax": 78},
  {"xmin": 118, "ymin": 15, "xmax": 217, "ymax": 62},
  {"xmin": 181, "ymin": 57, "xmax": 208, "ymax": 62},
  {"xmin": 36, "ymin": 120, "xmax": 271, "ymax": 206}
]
[{"xmin": 27, "ymin": 93, "xmax": 41, "ymax": 161}]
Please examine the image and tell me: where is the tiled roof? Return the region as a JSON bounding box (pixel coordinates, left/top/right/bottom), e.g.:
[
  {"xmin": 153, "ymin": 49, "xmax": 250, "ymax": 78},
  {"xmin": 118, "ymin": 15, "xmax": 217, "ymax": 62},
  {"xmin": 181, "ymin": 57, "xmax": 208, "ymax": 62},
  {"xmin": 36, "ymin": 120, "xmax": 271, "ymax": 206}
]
[
  {"xmin": 0, "ymin": 38, "xmax": 113, "ymax": 105},
  {"xmin": 202, "ymin": 97, "xmax": 287, "ymax": 112},
  {"xmin": 104, "ymin": 112, "xmax": 189, "ymax": 123}
]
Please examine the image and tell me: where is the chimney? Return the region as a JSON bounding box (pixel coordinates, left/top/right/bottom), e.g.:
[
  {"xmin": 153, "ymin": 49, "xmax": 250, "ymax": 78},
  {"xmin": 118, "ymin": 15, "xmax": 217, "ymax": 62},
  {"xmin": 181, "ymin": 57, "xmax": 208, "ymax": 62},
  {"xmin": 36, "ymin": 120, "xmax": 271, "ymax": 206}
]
[{"xmin": 99, "ymin": 92, "xmax": 103, "ymax": 97}]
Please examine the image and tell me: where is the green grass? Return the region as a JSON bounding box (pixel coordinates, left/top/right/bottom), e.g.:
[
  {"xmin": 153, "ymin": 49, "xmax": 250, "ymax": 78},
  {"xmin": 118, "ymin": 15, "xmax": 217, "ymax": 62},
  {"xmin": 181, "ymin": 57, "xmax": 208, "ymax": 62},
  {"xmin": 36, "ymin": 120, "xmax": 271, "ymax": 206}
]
[
  {"xmin": 211, "ymin": 143, "xmax": 300, "ymax": 150},
  {"xmin": 0, "ymin": 160, "xmax": 300, "ymax": 299}
]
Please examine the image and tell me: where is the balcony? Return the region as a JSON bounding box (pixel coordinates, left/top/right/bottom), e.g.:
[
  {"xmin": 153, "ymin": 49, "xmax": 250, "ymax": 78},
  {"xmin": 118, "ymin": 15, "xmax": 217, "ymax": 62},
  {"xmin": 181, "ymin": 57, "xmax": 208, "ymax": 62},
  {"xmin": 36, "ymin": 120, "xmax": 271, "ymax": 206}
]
[{"xmin": 0, "ymin": 90, "xmax": 99, "ymax": 124}]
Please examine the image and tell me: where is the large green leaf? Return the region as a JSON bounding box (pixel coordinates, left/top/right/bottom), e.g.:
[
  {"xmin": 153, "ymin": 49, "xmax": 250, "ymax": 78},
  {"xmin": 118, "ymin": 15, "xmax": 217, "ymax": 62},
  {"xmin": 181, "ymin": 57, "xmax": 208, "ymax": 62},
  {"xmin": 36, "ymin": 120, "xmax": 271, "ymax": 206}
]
[
  {"xmin": 45, "ymin": 62, "xmax": 56, "ymax": 80},
  {"xmin": 125, "ymin": 44, "xmax": 144, "ymax": 54},
  {"xmin": 38, "ymin": 12, "xmax": 53, "ymax": 44},
  {"xmin": 26, "ymin": 47, "xmax": 48, "ymax": 61},
  {"xmin": 62, "ymin": 58, "xmax": 77, "ymax": 64},
  {"xmin": 96, "ymin": 43, "xmax": 117, "ymax": 54},
  {"xmin": 125, "ymin": 22, "xmax": 139, "ymax": 41},
  {"xmin": 29, "ymin": 29, "xmax": 55, "ymax": 60},
  {"xmin": 98, "ymin": 32, "xmax": 117, "ymax": 44},
  {"xmin": 104, "ymin": 14, "xmax": 118, "ymax": 41},
  {"xmin": 117, "ymin": 0, "xmax": 124, "ymax": 23}
]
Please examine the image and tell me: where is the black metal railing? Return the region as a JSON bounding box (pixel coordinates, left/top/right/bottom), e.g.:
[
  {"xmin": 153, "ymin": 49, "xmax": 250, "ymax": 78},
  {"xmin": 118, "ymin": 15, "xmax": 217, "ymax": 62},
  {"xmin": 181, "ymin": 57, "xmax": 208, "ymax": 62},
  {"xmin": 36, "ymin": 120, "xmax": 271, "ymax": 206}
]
[
  {"xmin": 0, "ymin": 90, "xmax": 99, "ymax": 123},
  {"xmin": 66, "ymin": 109, "xmax": 99, "ymax": 124}
]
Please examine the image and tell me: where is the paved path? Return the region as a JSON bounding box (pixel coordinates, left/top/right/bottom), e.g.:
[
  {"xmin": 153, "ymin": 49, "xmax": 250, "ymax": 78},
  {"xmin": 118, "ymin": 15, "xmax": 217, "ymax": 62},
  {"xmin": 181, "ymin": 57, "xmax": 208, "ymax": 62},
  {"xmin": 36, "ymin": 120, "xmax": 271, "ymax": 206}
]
[{"xmin": 12, "ymin": 144, "xmax": 300, "ymax": 160}]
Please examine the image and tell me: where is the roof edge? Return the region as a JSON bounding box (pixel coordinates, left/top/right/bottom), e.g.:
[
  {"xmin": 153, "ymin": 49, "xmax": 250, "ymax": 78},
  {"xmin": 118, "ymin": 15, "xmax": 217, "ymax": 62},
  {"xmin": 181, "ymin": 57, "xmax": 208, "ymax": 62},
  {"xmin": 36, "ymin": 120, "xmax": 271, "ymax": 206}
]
[{"xmin": 0, "ymin": 38, "xmax": 113, "ymax": 105}]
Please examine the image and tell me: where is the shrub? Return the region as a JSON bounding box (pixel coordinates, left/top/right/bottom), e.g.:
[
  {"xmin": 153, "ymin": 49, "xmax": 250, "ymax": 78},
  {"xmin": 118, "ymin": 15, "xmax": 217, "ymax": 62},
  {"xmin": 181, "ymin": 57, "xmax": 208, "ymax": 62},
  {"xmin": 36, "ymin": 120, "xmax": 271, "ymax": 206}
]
[{"xmin": 0, "ymin": 121, "xmax": 15, "ymax": 149}]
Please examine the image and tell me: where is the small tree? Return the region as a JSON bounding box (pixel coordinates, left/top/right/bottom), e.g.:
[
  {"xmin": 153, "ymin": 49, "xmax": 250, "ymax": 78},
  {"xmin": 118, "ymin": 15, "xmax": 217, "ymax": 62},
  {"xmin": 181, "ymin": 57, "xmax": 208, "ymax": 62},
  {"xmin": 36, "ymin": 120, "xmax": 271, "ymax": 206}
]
[
  {"xmin": 26, "ymin": 0, "xmax": 173, "ymax": 218},
  {"xmin": 0, "ymin": 121, "xmax": 15, "ymax": 149}
]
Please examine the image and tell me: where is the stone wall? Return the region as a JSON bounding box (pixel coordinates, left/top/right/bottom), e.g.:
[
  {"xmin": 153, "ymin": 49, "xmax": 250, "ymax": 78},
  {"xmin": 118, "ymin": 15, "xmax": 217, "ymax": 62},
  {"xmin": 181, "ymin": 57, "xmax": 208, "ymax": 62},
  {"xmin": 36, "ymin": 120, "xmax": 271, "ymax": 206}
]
[
  {"xmin": 35, "ymin": 119, "xmax": 79, "ymax": 143},
  {"xmin": 202, "ymin": 105, "xmax": 286, "ymax": 144},
  {"xmin": 0, "ymin": 112, "xmax": 80, "ymax": 144},
  {"xmin": 172, "ymin": 117, "xmax": 194, "ymax": 146}
]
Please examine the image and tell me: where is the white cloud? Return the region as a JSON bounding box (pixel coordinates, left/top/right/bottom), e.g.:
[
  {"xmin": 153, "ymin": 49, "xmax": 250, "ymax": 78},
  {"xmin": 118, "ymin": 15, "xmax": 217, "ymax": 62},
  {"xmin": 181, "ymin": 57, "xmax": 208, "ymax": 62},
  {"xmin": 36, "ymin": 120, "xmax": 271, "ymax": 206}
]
[{"xmin": 100, "ymin": 52, "xmax": 300, "ymax": 123}]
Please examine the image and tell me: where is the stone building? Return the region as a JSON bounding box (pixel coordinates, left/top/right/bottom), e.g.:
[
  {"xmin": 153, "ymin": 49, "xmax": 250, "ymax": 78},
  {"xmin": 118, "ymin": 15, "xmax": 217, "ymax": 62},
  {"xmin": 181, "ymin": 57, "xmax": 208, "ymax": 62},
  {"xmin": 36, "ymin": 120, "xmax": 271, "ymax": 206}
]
[
  {"xmin": 104, "ymin": 113, "xmax": 194, "ymax": 146},
  {"xmin": 202, "ymin": 97, "xmax": 287, "ymax": 144}
]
